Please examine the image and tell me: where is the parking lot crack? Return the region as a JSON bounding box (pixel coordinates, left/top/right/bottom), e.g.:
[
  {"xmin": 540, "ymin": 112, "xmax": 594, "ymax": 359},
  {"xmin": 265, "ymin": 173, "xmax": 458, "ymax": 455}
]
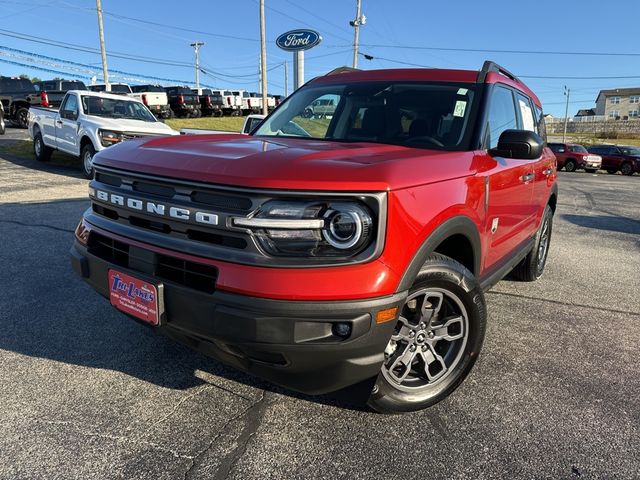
[
  {"xmin": 488, "ymin": 291, "xmax": 640, "ymax": 317},
  {"xmin": 0, "ymin": 219, "xmax": 74, "ymax": 233},
  {"xmin": 183, "ymin": 390, "xmax": 268, "ymax": 480}
]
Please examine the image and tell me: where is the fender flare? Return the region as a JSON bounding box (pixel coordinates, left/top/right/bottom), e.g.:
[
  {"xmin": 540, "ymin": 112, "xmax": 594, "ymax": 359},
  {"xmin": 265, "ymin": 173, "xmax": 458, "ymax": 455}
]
[{"xmin": 396, "ymin": 215, "xmax": 482, "ymax": 293}]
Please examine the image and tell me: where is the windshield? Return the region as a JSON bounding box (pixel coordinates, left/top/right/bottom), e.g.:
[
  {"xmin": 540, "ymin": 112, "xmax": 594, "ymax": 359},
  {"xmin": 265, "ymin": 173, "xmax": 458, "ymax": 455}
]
[
  {"xmin": 132, "ymin": 85, "xmax": 164, "ymax": 93},
  {"xmin": 110, "ymin": 84, "xmax": 131, "ymax": 93},
  {"xmin": 81, "ymin": 96, "xmax": 157, "ymax": 122},
  {"xmin": 569, "ymin": 145, "xmax": 588, "ymax": 153},
  {"xmin": 621, "ymin": 146, "xmax": 640, "ymax": 156},
  {"xmin": 254, "ymin": 81, "xmax": 478, "ymax": 150}
]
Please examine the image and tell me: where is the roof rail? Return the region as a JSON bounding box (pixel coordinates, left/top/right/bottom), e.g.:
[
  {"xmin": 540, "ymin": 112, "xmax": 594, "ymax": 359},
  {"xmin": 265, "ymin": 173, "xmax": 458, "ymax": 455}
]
[
  {"xmin": 477, "ymin": 60, "xmax": 521, "ymax": 84},
  {"xmin": 324, "ymin": 66, "xmax": 359, "ymax": 76}
]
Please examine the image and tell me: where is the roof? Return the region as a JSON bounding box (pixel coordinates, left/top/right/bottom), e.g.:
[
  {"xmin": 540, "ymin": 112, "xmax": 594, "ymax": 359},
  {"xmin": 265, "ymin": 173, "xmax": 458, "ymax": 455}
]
[
  {"xmin": 596, "ymin": 87, "xmax": 640, "ymax": 102},
  {"xmin": 310, "ymin": 66, "xmax": 541, "ymax": 106},
  {"xmin": 67, "ymin": 90, "xmax": 142, "ymax": 102},
  {"xmin": 576, "ymin": 108, "xmax": 595, "ymax": 116}
]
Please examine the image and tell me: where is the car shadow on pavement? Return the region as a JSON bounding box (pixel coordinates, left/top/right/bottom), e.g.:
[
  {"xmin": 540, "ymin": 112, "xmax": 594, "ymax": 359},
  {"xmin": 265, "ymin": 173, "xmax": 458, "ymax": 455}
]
[
  {"xmin": 561, "ymin": 213, "xmax": 640, "ymax": 235},
  {"xmin": 0, "ymin": 199, "xmax": 369, "ymax": 411},
  {"xmin": 0, "ymin": 139, "xmax": 84, "ymax": 180}
]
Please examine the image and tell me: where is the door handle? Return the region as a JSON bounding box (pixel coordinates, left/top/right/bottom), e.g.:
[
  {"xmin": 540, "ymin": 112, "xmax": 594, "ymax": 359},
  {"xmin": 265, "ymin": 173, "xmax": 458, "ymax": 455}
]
[
  {"xmin": 56, "ymin": 119, "xmax": 63, "ymax": 125},
  {"xmin": 521, "ymin": 173, "xmax": 535, "ymax": 182},
  {"xmin": 543, "ymin": 168, "xmax": 553, "ymax": 176}
]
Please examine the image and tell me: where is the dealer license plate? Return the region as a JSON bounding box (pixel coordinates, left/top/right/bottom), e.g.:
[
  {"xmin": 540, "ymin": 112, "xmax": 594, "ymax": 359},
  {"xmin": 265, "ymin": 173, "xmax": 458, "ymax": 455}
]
[{"xmin": 108, "ymin": 269, "xmax": 159, "ymax": 326}]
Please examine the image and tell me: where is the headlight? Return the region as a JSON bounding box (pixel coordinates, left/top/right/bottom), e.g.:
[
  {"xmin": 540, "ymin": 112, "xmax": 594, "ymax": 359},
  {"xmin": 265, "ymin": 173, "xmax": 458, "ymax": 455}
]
[
  {"xmin": 231, "ymin": 199, "xmax": 376, "ymax": 259},
  {"xmin": 98, "ymin": 129, "xmax": 123, "ymax": 147}
]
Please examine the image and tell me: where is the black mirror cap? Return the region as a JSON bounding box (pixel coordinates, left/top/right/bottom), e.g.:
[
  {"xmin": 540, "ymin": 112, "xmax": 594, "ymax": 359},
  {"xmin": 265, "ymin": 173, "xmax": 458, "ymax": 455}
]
[{"xmin": 489, "ymin": 129, "xmax": 544, "ymax": 160}]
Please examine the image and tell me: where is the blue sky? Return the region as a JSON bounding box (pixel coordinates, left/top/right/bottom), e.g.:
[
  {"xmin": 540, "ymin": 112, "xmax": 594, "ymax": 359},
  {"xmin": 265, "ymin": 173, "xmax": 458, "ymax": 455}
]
[{"xmin": 0, "ymin": 0, "xmax": 639, "ymax": 116}]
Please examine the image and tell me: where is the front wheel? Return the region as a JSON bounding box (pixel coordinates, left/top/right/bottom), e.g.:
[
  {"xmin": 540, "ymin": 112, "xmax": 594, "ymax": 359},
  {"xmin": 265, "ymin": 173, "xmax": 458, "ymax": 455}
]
[
  {"xmin": 564, "ymin": 159, "xmax": 576, "ymax": 172},
  {"xmin": 511, "ymin": 205, "xmax": 553, "ymax": 281},
  {"xmin": 81, "ymin": 143, "xmax": 96, "ymax": 179},
  {"xmin": 368, "ymin": 254, "xmax": 486, "ymax": 414}
]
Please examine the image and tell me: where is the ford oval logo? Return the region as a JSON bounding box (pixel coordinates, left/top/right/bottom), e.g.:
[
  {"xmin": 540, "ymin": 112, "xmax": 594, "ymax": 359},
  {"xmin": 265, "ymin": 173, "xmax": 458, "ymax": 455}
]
[{"xmin": 276, "ymin": 29, "xmax": 322, "ymax": 51}]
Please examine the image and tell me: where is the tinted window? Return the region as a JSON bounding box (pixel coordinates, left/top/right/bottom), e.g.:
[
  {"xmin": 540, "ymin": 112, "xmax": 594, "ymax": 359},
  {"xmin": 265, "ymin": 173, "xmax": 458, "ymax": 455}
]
[
  {"xmin": 534, "ymin": 105, "xmax": 546, "ymax": 142},
  {"xmin": 110, "ymin": 84, "xmax": 131, "ymax": 93},
  {"xmin": 569, "ymin": 145, "xmax": 588, "ymax": 153},
  {"xmin": 548, "ymin": 143, "xmax": 564, "ymax": 153},
  {"xmin": 43, "ymin": 81, "xmax": 57, "ymax": 91},
  {"xmin": 487, "ymin": 86, "xmax": 517, "ymax": 149},
  {"xmin": 90, "ymin": 85, "xmax": 107, "ymax": 91},
  {"xmin": 0, "ymin": 77, "xmax": 35, "ymax": 93},
  {"xmin": 62, "ymin": 81, "xmax": 86, "ymax": 91}
]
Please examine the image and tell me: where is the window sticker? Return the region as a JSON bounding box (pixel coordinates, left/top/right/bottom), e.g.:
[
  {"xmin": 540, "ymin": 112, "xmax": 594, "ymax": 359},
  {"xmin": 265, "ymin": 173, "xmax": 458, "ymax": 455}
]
[
  {"xmin": 518, "ymin": 99, "xmax": 535, "ymax": 131},
  {"xmin": 453, "ymin": 100, "xmax": 467, "ymax": 117},
  {"xmin": 457, "ymin": 88, "xmax": 468, "ymax": 96}
]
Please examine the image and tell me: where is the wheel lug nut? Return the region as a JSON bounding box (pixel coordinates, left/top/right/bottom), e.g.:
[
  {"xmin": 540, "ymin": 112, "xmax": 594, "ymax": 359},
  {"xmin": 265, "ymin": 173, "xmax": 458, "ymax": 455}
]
[
  {"xmin": 422, "ymin": 345, "xmax": 427, "ymax": 351},
  {"xmin": 409, "ymin": 331, "xmax": 415, "ymax": 338},
  {"xmin": 410, "ymin": 345, "xmax": 416, "ymax": 351}
]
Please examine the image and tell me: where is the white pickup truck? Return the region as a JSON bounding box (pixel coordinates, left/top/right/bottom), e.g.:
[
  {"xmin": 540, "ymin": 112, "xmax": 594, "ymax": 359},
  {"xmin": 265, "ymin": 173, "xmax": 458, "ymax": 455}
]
[
  {"xmin": 130, "ymin": 85, "xmax": 173, "ymax": 119},
  {"xmin": 28, "ymin": 90, "xmax": 177, "ymax": 178}
]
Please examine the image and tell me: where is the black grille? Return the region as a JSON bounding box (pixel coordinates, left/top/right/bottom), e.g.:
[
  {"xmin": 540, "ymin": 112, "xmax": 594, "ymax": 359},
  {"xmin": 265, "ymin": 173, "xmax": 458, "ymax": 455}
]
[{"xmin": 88, "ymin": 231, "xmax": 218, "ymax": 293}]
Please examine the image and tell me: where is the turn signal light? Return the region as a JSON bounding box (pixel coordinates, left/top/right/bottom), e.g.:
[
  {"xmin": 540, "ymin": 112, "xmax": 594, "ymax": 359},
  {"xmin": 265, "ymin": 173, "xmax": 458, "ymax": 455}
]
[{"xmin": 376, "ymin": 307, "xmax": 398, "ymax": 324}]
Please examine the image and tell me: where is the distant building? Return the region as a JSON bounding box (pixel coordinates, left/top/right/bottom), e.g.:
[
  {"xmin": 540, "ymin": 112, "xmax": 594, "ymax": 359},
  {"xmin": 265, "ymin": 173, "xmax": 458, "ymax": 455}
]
[
  {"xmin": 595, "ymin": 88, "xmax": 640, "ymax": 119},
  {"xmin": 575, "ymin": 108, "xmax": 595, "ymax": 117}
]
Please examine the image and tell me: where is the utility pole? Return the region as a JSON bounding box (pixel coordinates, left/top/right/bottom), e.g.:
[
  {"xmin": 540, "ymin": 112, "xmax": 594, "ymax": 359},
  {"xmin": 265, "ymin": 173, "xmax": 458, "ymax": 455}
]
[
  {"xmin": 190, "ymin": 41, "xmax": 204, "ymax": 90},
  {"xmin": 284, "ymin": 61, "xmax": 288, "ymax": 97},
  {"xmin": 259, "ymin": 0, "xmax": 268, "ymax": 115},
  {"xmin": 350, "ymin": 0, "xmax": 365, "ymax": 68},
  {"xmin": 95, "ymin": 0, "xmax": 109, "ymax": 87},
  {"xmin": 563, "ymin": 85, "xmax": 570, "ymax": 143}
]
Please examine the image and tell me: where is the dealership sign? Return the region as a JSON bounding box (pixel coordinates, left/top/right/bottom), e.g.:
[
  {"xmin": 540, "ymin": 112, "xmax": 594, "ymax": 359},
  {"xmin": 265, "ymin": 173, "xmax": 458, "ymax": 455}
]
[{"xmin": 276, "ymin": 29, "xmax": 322, "ymax": 51}]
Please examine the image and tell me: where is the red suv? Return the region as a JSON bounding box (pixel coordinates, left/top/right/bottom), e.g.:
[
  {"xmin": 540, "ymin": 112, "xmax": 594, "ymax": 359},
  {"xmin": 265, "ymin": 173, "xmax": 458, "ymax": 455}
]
[
  {"xmin": 587, "ymin": 144, "xmax": 640, "ymax": 175},
  {"xmin": 547, "ymin": 142, "xmax": 602, "ymax": 172},
  {"xmin": 71, "ymin": 62, "xmax": 557, "ymax": 413}
]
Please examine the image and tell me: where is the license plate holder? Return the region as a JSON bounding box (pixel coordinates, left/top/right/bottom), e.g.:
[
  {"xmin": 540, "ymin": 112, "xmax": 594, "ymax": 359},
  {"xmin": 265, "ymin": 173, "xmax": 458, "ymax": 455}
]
[{"xmin": 108, "ymin": 269, "xmax": 161, "ymax": 326}]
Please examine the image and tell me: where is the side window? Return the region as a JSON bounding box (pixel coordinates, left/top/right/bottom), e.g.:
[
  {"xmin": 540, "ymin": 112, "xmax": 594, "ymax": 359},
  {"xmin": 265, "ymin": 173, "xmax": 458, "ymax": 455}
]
[
  {"xmin": 486, "ymin": 86, "xmax": 518, "ymax": 149},
  {"xmin": 534, "ymin": 105, "xmax": 547, "ymax": 142},
  {"xmin": 516, "ymin": 93, "xmax": 536, "ymax": 132},
  {"xmin": 61, "ymin": 95, "xmax": 78, "ymax": 119}
]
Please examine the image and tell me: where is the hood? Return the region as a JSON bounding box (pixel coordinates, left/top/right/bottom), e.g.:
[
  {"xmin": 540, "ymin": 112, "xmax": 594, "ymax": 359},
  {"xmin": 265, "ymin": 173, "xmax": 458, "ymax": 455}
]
[
  {"xmin": 93, "ymin": 135, "xmax": 479, "ymax": 191},
  {"xmin": 88, "ymin": 117, "xmax": 177, "ymax": 135}
]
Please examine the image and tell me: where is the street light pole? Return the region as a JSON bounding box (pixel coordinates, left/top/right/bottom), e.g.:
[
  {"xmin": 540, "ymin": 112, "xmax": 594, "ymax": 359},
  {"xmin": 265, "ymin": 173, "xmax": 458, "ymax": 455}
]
[
  {"xmin": 95, "ymin": 0, "xmax": 109, "ymax": 87},
  {"xmin": 351, "ymin": 0, "xmax": 362, "ymax": 68},
  {"xmin": 190, "ymin": 41, "xmax": 204, "ymax": 90},
  {"xmin": 259, "ymin": 0, "xmax": 268, "ymax": 115},
  {"xmin": 563, "ymin": 85, "xmax": 570, "ymax": 143}
]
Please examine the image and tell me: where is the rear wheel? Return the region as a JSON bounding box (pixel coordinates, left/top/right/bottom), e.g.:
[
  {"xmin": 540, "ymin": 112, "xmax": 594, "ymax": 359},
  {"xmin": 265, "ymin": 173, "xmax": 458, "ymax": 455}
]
[
  {"xmin": 81, "ymin": 143, "xmax": 96, "ymax": 179},
  {"xmin": 367, "ymin": 254, "xmax": 486, "ymax": 414},
  {"xmin": 16, "ymin": 107, "xmax": 29, "ymax": 129},
  {"xmin": 512, "ymin": 205, "xmax": 553, "ymax": 281},
  {"xmin": 620, "ymin": 162, "xmax": 634, "ymax": 176},
  {"xmin": 33, "ymin": 130, "xmax": 52, "ymax": 162},
  {"xmin": 564, "ymin": 159, "xmax": 576, "ymax": 172}
]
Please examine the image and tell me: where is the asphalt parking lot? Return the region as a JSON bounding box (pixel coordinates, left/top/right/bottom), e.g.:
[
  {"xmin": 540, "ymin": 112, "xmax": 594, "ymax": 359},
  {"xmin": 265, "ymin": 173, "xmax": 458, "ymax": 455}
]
[{"xmin": 1, "ymin": 131, "xmax": 639, "ymax": 479}]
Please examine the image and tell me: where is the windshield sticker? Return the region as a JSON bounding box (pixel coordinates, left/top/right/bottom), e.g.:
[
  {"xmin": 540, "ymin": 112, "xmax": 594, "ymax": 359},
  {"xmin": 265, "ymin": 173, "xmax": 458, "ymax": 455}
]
[
  {"xmin": 457, "ymin": 88, "xmax": 468, "ymax": 96},
  {"xmin": 453, "ymin": 100, "xmax": 467, "ymax": 117},
  {"xmin": 519, "ymin": 99, "xmax": 535, "ymax": 131}
]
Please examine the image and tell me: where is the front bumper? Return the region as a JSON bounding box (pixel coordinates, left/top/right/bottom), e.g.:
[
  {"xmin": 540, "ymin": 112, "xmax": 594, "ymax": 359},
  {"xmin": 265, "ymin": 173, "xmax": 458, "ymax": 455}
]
[{"xmin": 70, "ymin": 240, "xmax": 405, "ymax": 395}]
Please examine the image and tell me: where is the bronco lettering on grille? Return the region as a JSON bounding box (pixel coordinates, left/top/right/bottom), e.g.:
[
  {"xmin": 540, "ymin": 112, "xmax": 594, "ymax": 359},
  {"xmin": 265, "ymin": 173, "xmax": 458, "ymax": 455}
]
[{"xmin": 94, "ymin": 189, "xmax": 219, "ymax": 226}]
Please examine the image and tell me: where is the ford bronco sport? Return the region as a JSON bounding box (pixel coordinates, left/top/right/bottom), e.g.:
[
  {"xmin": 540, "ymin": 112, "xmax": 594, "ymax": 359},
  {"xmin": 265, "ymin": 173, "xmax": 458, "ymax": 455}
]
[{"xmin": 71, "ymin": 61, "xmax": 557, "ymax": 413}]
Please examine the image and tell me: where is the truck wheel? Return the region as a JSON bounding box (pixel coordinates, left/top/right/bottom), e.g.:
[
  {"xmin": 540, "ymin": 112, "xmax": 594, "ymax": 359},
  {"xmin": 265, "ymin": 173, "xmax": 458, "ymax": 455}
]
[
  {"xmin": 564, "ymin": 159, "xmax": 576, "ymax": 172},
  {"xmin": 620, "ymin": 162, "xmax": 634, "ymax": 176},
  {"xmin": 368, "ymin": 254, "xmax": 486, "ymax": 414},
  {"xmin": 81, "ymin": 143, "xmax": 96, "ymax": 179},
  {"xmin": 0, "ymin": 114, "xmax": 5, "ymax": 135},
  {"xmin": 511, "ymin": 205, "xmax": 553, "ymax": 282},
  {"xmin": 33, "ymin": 130, "xmax": 52, "ymax": 162},
  {"xmin": 16, "ymin": 108, "xmax": 29, "ymax": 129}
]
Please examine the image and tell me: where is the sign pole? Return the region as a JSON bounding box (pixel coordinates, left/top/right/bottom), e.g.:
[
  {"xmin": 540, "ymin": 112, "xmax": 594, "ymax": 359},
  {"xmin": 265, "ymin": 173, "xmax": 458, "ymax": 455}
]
[
  {"xmin": 293, "ymin": 50, "xmax": 304, "ymax": 90},
  {"xmin": 276, "ymin": 29, "xmax": 321, "ymax": 93}
]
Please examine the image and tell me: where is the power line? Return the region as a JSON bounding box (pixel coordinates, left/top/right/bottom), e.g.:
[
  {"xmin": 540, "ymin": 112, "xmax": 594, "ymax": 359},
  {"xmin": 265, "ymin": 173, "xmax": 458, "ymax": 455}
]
[{"xmin": 348, "ymin": 43, "xmax": 640, "ymax": 58}]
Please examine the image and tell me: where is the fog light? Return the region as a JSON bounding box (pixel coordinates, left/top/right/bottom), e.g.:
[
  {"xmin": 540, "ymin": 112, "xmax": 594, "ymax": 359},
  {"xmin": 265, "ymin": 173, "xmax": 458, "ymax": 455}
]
[{"xmin": 332, "ymin": 322, "xmax": 351, "ymax": 338}]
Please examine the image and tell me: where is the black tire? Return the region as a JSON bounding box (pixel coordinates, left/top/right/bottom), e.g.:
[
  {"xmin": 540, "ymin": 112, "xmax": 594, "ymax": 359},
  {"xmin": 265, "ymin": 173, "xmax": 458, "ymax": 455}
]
[
  {"xmin": 511, "ymin": 205, "xmax": 553, "ymax": 282},
  {"xmin": 620, "ymin": 162, "xmax": 634, "ymax": 176},
  {"xmin": 564, "ymin": 159, "xmax": 576, "ymax": 172},
  {"xmin": 81, "ymin": 143, "xmax": 96, "ymax": 179},
  {"xmin": 606, "ymin": 169, "xmax": 617, "ymax": 175},
  {"xmin": 15, "ymin": 107, "xmax": 29, "ymax": 129},
  {"xmin": 33, "ymin": 130, "xmax": 53, "ymax": 162},
  {"xmin": 367, "ymin": 253, "xmax": 487, "ymax": 414}
]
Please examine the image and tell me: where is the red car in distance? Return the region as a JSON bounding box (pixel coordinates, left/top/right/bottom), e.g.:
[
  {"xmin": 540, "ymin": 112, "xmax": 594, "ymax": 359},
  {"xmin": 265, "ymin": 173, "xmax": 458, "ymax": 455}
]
[{"xmin": 547, "ymin": 143, "xmax": 602, "ymax": 172}]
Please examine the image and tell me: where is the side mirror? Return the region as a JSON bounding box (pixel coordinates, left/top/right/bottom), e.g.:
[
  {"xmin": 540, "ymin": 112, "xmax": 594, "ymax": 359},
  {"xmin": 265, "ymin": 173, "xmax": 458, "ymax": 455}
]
[{"xmin": 489, "ymin": 129, "xmax": 544, "ymax": 160}]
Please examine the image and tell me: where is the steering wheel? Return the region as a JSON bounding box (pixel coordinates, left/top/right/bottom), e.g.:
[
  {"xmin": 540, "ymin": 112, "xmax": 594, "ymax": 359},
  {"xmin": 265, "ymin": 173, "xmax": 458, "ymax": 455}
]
[{"xmin": 406, "ymin": 136, "xmax": 445, "ymax": 147}]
